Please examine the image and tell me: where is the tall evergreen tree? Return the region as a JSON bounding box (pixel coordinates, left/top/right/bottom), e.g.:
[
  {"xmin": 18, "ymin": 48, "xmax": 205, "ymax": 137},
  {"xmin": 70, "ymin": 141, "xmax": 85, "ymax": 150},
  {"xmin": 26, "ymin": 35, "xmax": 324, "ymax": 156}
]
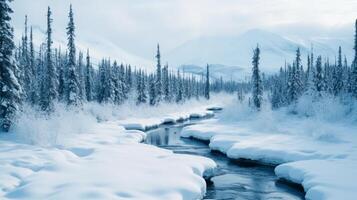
[
  {"xmin": 176, "ymin": 70, "xmax": 183, "ymax": 103},
  {"xmin": 148, "ymin": 74, "xmax": 156, "ymax": 106},
  {"xmin": 136, "ymin": 70, "xmax": 147, "ymax": 104},
  {"xmin": 28, "ymin": 26, "xmax": 37, "ymax": 105},
  {"xmin": 66, "ymin": 5, "xmax": 81, "ymax": 106},
  {"xmin": 155, "ymin": 44, "xmax": 162, "ymax": 104},
  {"xmin": 352, "ymin": 19, "xmax": 357, "ymax": 98},
  {"xmin": 332, "ymin": 46, "xmax": 343, "ymax": 96},
  {"xmin": 85, "ymin": 49, "xmax": 93, "ymax": 101},
  {"xmin": 0, "ymin": 0, "xmax": 22, "ymax": 132},
  {"xmin": 314, "ymin": 56, "xmax": 325, "ymax": 95},
  {"xmin": 40, "ymin": 7, "xmax": 58, "ymax": 112},
  {"xmin": 162, "ymin": 63, "xmax": 170, "ymax": 102},
  {"xmin": 21, "ymin": 15, "xmax": 32, "ymax": 102},
  {"xmin": 205, "ymin": 64, "xmax": 210, "ymax": 100},
  {"xmin": 57, "ymin": 50, "xmax": 66, "ymax": 101},
  {"xmin": 251, "ymin": 46, "xmax": 263, "ymax": 110},
  {"xmin": 77, "ymin": 51, "xmax": 85, "ymax": 101}
]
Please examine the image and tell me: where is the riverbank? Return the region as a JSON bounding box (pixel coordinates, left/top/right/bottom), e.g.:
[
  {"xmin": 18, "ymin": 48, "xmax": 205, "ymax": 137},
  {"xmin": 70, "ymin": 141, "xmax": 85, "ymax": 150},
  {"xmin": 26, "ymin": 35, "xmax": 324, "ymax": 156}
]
[
  {"xmin": 0, "ymin": 99, "xmax": 223, "ymax": 200},
  {"xmin": 144, "ymin": 123, "xmax": 304, "ymax": 199},
  {"xmin": 181, "ymin": 101, "xmax": 357, "ymax": 200}
]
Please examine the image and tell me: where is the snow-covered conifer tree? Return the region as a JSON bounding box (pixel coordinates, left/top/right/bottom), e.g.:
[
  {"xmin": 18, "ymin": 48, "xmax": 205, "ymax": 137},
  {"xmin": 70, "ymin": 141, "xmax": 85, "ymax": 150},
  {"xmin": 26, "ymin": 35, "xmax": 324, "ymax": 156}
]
[
  {"xmin": 155, "ymin": 44, "xmax": 162, "ymax": 104},
  {"xmin": 314, "ymin": 56, "xmax": 325, "ymax": 96},
  {"xmin": 251, "ymin": 45, "xmax": 263, "ymax": 110},
  {"xmin": 40, "ymin": 7, "xmax": 58, "ymax": 112},
  {"xmin": 0, "ymin": 0, "xmax": 22, "ymax": 132},
  {"xmin": 66, "ymin": 5, "xmax": 81, "ymax": 106},
  {"xmin": 85, "ymin": 49, "xmax": 93, "ymax": 101},
  {"xmin": 351, "ymin": 19, "xmax": 357, "ymax": 98},
  {"xmin": 205, "ymin": 64, "xmax": 210, "ymax": 100},
  {"xmin": 332, "ymin": 46, "xmax": 343, "ymax": 96}
]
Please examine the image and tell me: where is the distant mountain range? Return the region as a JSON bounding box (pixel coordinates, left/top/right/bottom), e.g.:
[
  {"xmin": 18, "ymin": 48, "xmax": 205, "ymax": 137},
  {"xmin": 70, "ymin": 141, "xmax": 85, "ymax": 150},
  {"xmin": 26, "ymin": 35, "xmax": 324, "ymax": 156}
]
[
  {"xmin": 166, "ymin": 29, "xmax": 353, "ymax": 78},
  {"xmin": 21, "ymin": 28, "xmax": 353, "ymax": 80}
]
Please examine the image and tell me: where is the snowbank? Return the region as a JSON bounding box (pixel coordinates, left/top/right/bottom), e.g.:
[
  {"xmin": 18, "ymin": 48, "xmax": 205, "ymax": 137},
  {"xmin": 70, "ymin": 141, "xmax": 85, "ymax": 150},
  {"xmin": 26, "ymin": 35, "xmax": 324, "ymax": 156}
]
[
  {"xmin": 0, "ymin": 121, "xmax": 216, "ymax": 200},
  {"xmin": 181, "ymin": 96, "xmax": 357, "ymax": 199},
  {"xmin": 0, "ymin": 97, "xmax": 230, "ymax": 200},
  {"xmin": 275, "ymin": 160, "xmax": 357, "ymax": 200}
]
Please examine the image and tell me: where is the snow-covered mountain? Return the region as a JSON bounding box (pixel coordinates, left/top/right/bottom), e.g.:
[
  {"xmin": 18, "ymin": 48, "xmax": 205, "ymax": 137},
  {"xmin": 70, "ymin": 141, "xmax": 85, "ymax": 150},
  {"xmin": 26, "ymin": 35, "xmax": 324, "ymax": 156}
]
[
  {"xmin": 15, "ymin": 26, "xmax": 155, "ymax": 70},
  {"xmin": 165, "ymin": 29, "xmax": 353, "ymax": 77},
  {"xmin": 20, "ymin": 27, "xmax": 353, "ymax": 78},
  {"xmin": 179, "ymin": 64, "xmax": 248, "ymax": 81}
]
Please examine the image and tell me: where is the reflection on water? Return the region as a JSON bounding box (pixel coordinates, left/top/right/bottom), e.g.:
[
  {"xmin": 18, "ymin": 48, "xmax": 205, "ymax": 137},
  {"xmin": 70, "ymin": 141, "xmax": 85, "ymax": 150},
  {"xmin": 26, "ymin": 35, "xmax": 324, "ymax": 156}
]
[{"xmin": 146, "ymin": 122, "xmax": 305, "ymax": 200}]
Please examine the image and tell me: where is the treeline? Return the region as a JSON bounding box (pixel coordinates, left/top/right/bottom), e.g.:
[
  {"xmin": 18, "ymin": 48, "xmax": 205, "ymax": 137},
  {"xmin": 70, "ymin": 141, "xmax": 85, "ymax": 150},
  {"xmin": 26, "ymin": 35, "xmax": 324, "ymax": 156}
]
[
  {"xmin": 0, "ymin": 3, "xmax": 237, "ymax": 132},
  {"xmin": 250, "ymin": 20, "xmax": 357, "ymax": 111}
]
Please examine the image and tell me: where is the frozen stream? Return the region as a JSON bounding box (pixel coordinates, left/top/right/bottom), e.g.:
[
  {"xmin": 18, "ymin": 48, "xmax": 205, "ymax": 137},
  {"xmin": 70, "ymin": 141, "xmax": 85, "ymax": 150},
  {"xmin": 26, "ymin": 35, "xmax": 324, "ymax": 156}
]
[{"xmin": 145, "ymin": 120, "xmax": 305, "ymax": 200}]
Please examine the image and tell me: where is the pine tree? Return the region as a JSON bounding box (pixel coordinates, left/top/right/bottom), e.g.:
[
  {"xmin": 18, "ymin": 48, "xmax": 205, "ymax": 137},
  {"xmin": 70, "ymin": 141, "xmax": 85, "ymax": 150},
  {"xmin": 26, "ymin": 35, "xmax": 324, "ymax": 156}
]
[
  {"xmin": 66, "ymin": 5, "xmax": 81, "ymax": 106},
  {"xmin": 40, "ymin": 7, "xmax": 58, "ymax": 112},
  {"xmin": 136, "ymin": 70, "xmax": 147, "ymax": 104},
  {"xmin": 251, "ymin": 46, "xmax": 263, "ymax": 110},
  {"xmin": 314, "ymin": 56, "xmax": 324, "ymax": 96},
  {"xmin": 28, "ymin": 26, "xmax": 37, "ymax": 105},
  {"xmin": 77, "ymin": 51, "xmax": 85, "ymax": 101},
  {"xmin": 295, "ymin": 48, "xmax": 304, "ymax": 94},
  {"xmin": 176, "ymin": 70, "xmax": 183, "ymax": 103},
  {"xmin": 0, "ymin": 0, "xmax": 22, "ymax": 132},
  {"xmin": 162, "ymin": 63, "xmax": 170, "ymax": 102},
  {"xmin": 332, "ymin": 46, "xmax": 343, "ymax": 96},
  {"xmin": 85, "ymin": 49, "xmax": 93, "ymax": 101},
  {"xmin": 351, "ymin": 19, "xmax": 357, "ymax": 98},
  {"xmin": 148, "ymin": 74, "xmax": 156, "ymax": 106},
  {"xmin": 58, "ymin": 50, "xmax": 66, "ymax": 102},
  {"xmin": 112, "ymin": 61, "xmax": 124, "ymax": 104},
  {"xmin": 20, "ymin": 16, "xmax": 33, "ymax": 102},
  {"xmin": 205, "ymin": 64, "xmax": 210, "ymax": 100},
  {"xmin": 155, "ymin": 44, "xmax": 162, "ymax": 104}
]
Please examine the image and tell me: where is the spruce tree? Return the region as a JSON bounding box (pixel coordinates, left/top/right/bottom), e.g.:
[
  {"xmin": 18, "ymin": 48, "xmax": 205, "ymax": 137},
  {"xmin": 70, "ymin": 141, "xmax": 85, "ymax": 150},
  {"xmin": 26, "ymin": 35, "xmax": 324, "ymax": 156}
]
[
  {"xmin": 58, "ymin": 50, "xmax": 66, "ymax": 102},
  {"xmin": 28, "ymin": 26, "xmax": 37, "ymax": 105},
  {"xmin": 66, "ymin": 5, "xmax": 81, "ymax": 106},
  {"xmin": 40, "ymin": 7, "xmax": 58, "ymax": 112},
  {"xmin": 85, "ymin": 49, "xmax": 93, "ymax": 101},
  {"xmin": 21, "ymin": 16, "xmax": 33, "ymax": 102},
  {"xmin": 176, "ymin": 70, "xmax": 183, "ymax": 103},
  {"xmin": 136, "ymin": 70, "xmax": 147, "ymax": 104},
  {"xmin": 155, "ymin": 44, "xmax": 162, "ymax": 103},
  {"xmin": 162, "ymin": 63, "xmax": 170, "ymax": 102},
  {"xmin": 205, "ymin": 64, "xmax": 210, "ymax": 100},
  {"xmin": 314, "ymin": 56, "xmax": 324, "ymax": 95},
  {"xmin": 0, "ymin": 0, "xmax": 22, "ymax": 132},
  {"xmin": 77, "ymin": 51, "xmax": 85, "ymax": 101},
  {"xmin": 351, "ymin": 19, "xmax": 357, "ymax": 98},
  {"xmin": 251, "ymin": 46, "xmax": 263, "ymax": 110},
  {"xmin": 332, "ymin": 46, "xmax": 343, "ymax": 96},
  {"xmin": 148, "ymin": 74, "xmax": 156, "ymax": 106}
]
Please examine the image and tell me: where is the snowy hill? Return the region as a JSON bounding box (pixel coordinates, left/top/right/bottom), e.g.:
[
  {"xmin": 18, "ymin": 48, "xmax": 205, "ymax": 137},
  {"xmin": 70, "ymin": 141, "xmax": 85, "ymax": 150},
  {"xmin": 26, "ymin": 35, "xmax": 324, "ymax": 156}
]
[
  {"xmin": 15, "ymin": 26, "xmax": 155, "ymax": 70},
  {"xmin": 20, "ymin": 27, "xmax": 353, "ymax": 77},
  {"xmin": 166, "ymin": 29, "xmax": 353, "ymax": 77},
  {"xmin": 179, "ymin": 64, "xmax": 248, "ymax": 81}
]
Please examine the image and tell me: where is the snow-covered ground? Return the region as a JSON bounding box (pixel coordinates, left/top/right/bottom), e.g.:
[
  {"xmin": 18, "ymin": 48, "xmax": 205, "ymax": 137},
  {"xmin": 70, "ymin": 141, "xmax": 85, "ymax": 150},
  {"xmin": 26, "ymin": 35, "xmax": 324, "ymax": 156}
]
[
  {"xmin": 0, "ymin": 97, "xmax": 227, "ymax": 200},
  {"xmin": 182, "ymin": 97, "xmax": 357, "ymax": 200}
]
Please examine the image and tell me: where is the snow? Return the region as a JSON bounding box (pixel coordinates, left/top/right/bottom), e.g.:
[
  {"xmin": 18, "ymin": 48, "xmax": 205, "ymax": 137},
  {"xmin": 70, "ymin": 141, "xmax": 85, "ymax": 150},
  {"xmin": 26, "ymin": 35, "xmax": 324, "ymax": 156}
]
[
  {"xmin": 167, "ymin": 29, "xmax": 351, "ymax": 74},
  {"xmin": 0, "ymin": 101, "xmax": 220, "ymax": 200},
  {"xmin": 275, "ymin": 160, "xmax": 357, "ymax": 200},
  {"xmin": 181, "ymin": 96, "xmax": 357, "ymax": 200}
]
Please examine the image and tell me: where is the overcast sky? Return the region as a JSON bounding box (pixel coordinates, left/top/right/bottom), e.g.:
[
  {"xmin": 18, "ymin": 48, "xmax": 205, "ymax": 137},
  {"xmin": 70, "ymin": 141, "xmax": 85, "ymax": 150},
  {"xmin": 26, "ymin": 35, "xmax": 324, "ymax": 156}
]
[{"xmin": 11, "ymin": 0, "xmax": 357, "ymax": 63}]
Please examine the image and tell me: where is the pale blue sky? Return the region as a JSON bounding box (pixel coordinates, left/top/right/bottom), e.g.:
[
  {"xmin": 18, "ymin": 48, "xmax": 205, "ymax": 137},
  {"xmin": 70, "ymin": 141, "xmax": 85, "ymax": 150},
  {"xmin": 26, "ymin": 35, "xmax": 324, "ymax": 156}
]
[{"xmin": 10, "ymin": 0, "xmax": 357, "ymax": 66}]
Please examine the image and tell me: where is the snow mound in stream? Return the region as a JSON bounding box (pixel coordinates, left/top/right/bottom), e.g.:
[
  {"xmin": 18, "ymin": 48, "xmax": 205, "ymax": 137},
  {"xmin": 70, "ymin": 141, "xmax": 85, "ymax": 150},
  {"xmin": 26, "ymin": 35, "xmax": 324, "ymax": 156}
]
[
  {"xmin": 0, "ymin": 100, "xmax": 224, "ymax": 200},
  {"xmin": 275, "ymin": 160, "xmax": 357, "ymax": 200}
]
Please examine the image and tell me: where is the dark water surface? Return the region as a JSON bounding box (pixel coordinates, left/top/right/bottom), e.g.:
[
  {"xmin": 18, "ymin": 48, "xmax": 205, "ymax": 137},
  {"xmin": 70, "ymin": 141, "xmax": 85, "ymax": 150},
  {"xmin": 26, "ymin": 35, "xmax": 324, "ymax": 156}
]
[{"xmin": 145, "ymin": 121, "xmax": 305, "ymax": 200}]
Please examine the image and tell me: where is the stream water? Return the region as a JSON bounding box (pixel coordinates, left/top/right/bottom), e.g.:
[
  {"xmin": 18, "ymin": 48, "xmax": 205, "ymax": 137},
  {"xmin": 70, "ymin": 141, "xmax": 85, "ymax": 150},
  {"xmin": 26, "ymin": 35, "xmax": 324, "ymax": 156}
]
[{"xmin": 145, "ymin": 120, "xmax": 305, "ymax": 200}]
